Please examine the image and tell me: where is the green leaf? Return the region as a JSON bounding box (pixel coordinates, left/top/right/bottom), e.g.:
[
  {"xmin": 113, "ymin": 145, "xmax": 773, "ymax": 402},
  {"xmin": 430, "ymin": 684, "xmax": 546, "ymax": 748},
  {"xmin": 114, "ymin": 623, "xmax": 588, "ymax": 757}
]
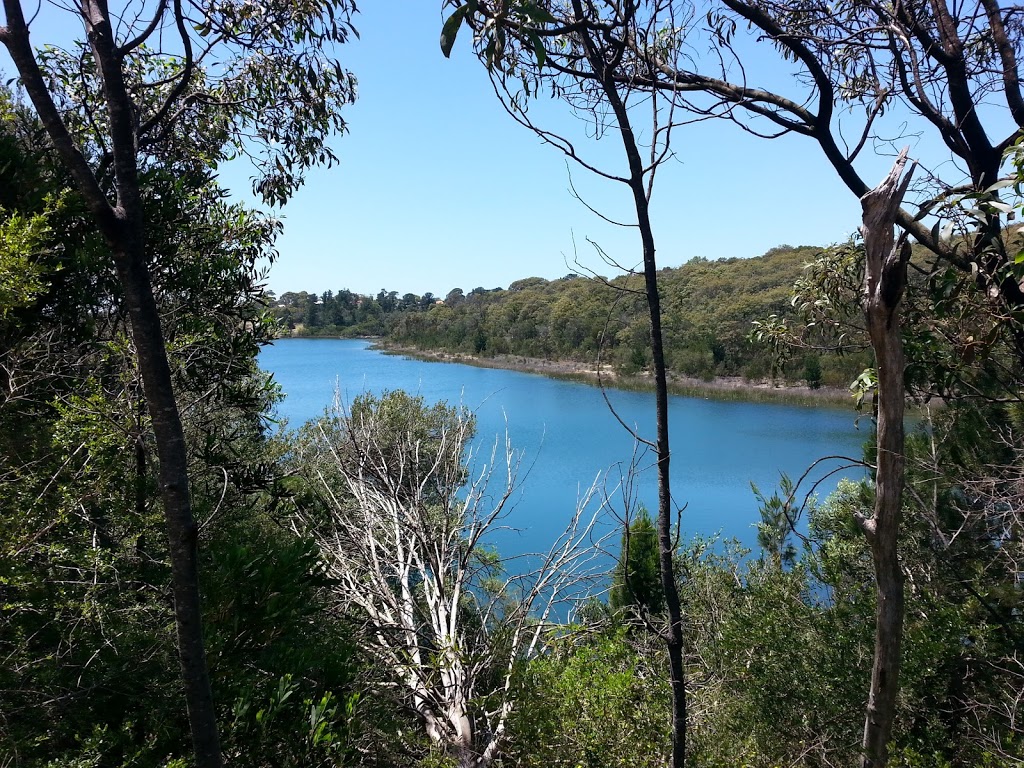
[
  {"xmin": 520, "ymin": 3, "xmax": 557, "ymax": 23},
  {"xmin": 984, "ymin": 178, "xmax": 1016, "ymax": 193},
  {"xmin": 440, "ymin": 6, "xmax": 469, "ymax": 58},
  {"xmin": 985, "ymin": 199, "xmax": 1013, "ymax": 214},
  {"xmin": 528, "ymin": 30, "xmax": 546, "ymax": 69}
]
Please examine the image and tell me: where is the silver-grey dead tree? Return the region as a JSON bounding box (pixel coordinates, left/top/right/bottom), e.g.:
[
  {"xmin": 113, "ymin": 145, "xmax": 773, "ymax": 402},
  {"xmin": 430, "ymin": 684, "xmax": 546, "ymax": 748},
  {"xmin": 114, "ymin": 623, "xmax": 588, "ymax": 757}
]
[
  {"xmin": 856, "ymin": 149, "xmax": 914, "ymax": 767},
  {"xmin": 295, "ymin": 391, "xmax": 606, "ymax": 768}
]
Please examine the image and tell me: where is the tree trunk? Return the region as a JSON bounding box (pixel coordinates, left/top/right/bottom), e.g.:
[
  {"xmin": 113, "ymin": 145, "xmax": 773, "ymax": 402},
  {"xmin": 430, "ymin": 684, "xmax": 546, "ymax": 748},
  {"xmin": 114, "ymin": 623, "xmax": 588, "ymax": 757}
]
[
  {"xmin": 858, "ymin": 149, "xmax": 913, "ymax": 768},
  {"xmin": 573, "ymin": 6, "xmax": 687, "ymax": 758},
  {"xmin": 0, "ymin": 3, "xmax": 223, "ymax": 765},
  {"xmin": 112, "ymin": 240, "xmax": 223, "ymax": 768}
]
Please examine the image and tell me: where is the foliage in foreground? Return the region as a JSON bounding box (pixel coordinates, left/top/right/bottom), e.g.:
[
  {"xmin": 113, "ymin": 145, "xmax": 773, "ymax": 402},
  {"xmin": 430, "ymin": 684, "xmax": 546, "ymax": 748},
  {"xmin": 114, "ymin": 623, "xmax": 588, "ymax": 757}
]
[
  {"xmin": 4, "ymin": 61, "xmax": 1024, "ymax": 768},
  {"xmin": 0, "ymin": 96, "xmax": 358, "ymax": 768},
  {"xmin": 499, "ymin": 454, "xmax": 1021, "ymax": 767}
]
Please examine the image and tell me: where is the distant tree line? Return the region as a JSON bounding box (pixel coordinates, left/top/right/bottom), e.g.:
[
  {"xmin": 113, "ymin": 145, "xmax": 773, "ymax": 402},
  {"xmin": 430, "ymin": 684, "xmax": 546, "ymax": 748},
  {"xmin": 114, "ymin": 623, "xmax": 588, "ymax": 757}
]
[
  {"xmin": 270, "ymin": 246, "xmax": 871, "ymax": 387},
  {"xmin": 269, "ymin": 286, "xmax": 495, "ymax": 335}
]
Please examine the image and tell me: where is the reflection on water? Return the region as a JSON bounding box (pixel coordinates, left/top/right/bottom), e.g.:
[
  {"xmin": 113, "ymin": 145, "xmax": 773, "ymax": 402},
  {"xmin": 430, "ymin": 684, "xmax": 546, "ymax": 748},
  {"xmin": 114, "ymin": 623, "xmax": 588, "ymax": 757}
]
[{"xmin": 260, "ymin": 338, "xmax": 867, "ymax": 558}]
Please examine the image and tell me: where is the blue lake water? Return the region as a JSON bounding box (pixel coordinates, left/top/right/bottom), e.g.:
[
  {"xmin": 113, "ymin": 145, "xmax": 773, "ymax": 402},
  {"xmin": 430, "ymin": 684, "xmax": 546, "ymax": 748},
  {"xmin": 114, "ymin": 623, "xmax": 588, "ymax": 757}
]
[{"xmin": 259, "ymin": 338, "xmax": 867, "ymax": 558}]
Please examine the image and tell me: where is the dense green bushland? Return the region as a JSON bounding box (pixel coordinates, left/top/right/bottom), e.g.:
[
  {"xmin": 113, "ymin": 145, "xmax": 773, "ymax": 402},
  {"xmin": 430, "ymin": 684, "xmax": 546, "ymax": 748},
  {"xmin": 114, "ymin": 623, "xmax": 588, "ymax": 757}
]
[
  {"xmin": 5, "ymin": 88, "xmax": 1023, "ymax": 764},
  {"xmin": 269, "ymin": 246, "xmax": 873, "ymax": 387},
  {"xmin": 0, "ymin": 92, "xmax": 361, "ymax": 767},
  {"xmin": 505, "ymin": 409, "xmax": 1024, "ymax": 766}
]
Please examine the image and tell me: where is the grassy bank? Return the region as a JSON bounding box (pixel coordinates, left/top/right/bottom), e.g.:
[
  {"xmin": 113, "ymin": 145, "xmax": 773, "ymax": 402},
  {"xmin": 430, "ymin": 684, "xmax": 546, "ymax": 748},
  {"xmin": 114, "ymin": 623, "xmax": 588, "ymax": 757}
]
[{"xmin": 376, "ymin": 343, "xmax": 857, "ymax": 409}]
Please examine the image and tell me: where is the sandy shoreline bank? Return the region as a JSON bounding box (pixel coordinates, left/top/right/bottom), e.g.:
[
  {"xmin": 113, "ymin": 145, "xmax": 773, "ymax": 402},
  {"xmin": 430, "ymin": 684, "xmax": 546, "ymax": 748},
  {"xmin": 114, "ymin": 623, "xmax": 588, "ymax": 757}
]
[{"xmin": 376, "ymin": 343, "xmax": 855, "ymax": 408}]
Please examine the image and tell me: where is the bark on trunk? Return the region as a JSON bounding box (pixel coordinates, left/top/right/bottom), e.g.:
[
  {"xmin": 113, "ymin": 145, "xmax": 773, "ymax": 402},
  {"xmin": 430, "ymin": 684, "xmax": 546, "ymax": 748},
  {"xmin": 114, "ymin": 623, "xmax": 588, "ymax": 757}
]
[
  {"xmin": 858, "ymin": 149, "xmax": 913, "ymax": 768},
  {"xmin": 570, "ymin": 2, "xmax": 687, "ymax": 759},
  {"xmin": 112, "ymin": 241, "xmax": 223, "ymax": 768},
  {"xmin": 421, "ymin": 707, "xmax": 478, "ymax": 768},
  {"xmin": 641, "ymin": 180, "xmax": 687, "ymax": 768},
  {"xmin": 1, "ymin": 3, "xmax": 223, "ymax": 765}
]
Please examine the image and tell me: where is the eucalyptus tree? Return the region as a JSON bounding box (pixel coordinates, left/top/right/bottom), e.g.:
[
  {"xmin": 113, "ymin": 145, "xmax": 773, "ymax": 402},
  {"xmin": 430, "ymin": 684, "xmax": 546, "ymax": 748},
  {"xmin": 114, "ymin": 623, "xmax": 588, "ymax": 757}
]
[
  {"xmin": 443, "ymin": 2, "xmax": 1024, "ymax": 765},
  {"xmin": 602, "ymin": 2, "xmax": 1024, "ymax": 764},
  {"xmin": 442, "ymin": 3, "xmax": 695, "ymax": 764},
  {"xmin": 645, "ymin": 4, "xmax": 1024, "ymax": 763},
  {"xmin": 629, "ymin": 0, "xmax": 1024, "ymax": 363},
  {"xmin": 0, "ymin": 2, "xmax": 356, "ymax": 765},
  {"xmin": 1, "ymin": 86, "xmax": 364, "ymax": 766}
]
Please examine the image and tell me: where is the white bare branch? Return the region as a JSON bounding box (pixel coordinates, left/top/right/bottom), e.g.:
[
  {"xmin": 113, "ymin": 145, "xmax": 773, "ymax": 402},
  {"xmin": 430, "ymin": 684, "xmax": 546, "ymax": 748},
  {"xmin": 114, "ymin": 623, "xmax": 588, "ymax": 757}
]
[{"xmin": 293, "ymin": 391, "xmax": 608, "ymax": 767}]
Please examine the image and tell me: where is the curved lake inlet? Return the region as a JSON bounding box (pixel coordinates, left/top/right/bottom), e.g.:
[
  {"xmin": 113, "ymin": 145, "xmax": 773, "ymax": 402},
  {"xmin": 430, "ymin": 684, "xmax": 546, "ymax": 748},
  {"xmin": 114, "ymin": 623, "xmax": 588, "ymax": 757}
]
[{"xmin": 260, "ymin": 338, "xmax": 868, "ymax": 558}]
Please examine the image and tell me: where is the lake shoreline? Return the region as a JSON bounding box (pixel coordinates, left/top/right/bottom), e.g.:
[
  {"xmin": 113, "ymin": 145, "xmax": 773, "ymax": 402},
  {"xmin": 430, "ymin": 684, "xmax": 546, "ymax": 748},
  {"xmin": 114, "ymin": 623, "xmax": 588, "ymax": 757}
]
[
  {"xmin": 272, "ymin": 335, "xmax": 856, "ymax": 408},
  {"xmin": 261, "ymin": 338, "xmax": 867, "ymax": 555},
  {"xmin": 370, "ymin": 342, "xmax": 856, "ymax": 409}
]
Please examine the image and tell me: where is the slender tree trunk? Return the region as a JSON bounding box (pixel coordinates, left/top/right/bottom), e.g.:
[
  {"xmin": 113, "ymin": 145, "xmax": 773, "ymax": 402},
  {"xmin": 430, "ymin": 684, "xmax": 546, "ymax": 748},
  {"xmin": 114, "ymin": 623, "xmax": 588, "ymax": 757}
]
[
  {"xmin": 647, "ymin": 207, "xmax": 688, "ymax": 768},
  {"xmin": 573, "ymin": 7, "xmax": 687, "ymax": 758},
  {"xmin": 112, "ymin": 240, "xmax": 223, "ymax": 768},
  {"xmin": 858, "ymin": 149, "xmax": 913, "ymax": 768},
  {"xmin": 1, "ymin": 3, "xmax": 222, "ymax": 765}
]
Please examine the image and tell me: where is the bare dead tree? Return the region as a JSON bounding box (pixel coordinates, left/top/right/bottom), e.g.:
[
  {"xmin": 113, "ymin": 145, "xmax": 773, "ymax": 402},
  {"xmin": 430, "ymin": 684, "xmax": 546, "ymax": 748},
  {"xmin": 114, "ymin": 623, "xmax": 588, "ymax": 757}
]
[
  {"xmin": 0, "ymin": 2, "xmax": 355, "ymax": 764},
  {"xmin": 854, "ymin": 149, "xmax": 915, "ymax": 767},
  {"xmin": 295, "ymin": 391, "xmax": 607, "ymax": 768},
  {"xmin": 753, "ymin": 147, "xmax": 916, "ymax": 767}
]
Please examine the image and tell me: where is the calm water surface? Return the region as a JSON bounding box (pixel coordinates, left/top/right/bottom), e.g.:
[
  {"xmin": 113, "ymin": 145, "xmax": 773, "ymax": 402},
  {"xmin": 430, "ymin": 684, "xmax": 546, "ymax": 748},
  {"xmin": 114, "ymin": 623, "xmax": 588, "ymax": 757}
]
[{"xmin": 259, "ymin": 339, "xmax": 867, "ymax": 556}]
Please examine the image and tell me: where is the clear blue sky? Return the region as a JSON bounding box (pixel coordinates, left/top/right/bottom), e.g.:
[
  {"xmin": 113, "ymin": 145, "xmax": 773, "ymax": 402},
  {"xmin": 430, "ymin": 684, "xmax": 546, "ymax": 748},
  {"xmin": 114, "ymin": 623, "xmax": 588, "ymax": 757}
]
[
  {"xmin": 228, "ymin": 2, "xmax": 931, "ymax": 298},
  {"xmin": 6, "ymin": 1, "xmax": 963, "ymax": 298}
]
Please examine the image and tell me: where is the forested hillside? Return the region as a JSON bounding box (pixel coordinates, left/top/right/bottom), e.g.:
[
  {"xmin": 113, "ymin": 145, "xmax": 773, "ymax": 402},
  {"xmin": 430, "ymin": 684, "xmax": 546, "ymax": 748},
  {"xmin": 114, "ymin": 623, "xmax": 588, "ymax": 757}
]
[{"xmin": 271, "ymin": 245, "xmax": 872, "ymax": 387}]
